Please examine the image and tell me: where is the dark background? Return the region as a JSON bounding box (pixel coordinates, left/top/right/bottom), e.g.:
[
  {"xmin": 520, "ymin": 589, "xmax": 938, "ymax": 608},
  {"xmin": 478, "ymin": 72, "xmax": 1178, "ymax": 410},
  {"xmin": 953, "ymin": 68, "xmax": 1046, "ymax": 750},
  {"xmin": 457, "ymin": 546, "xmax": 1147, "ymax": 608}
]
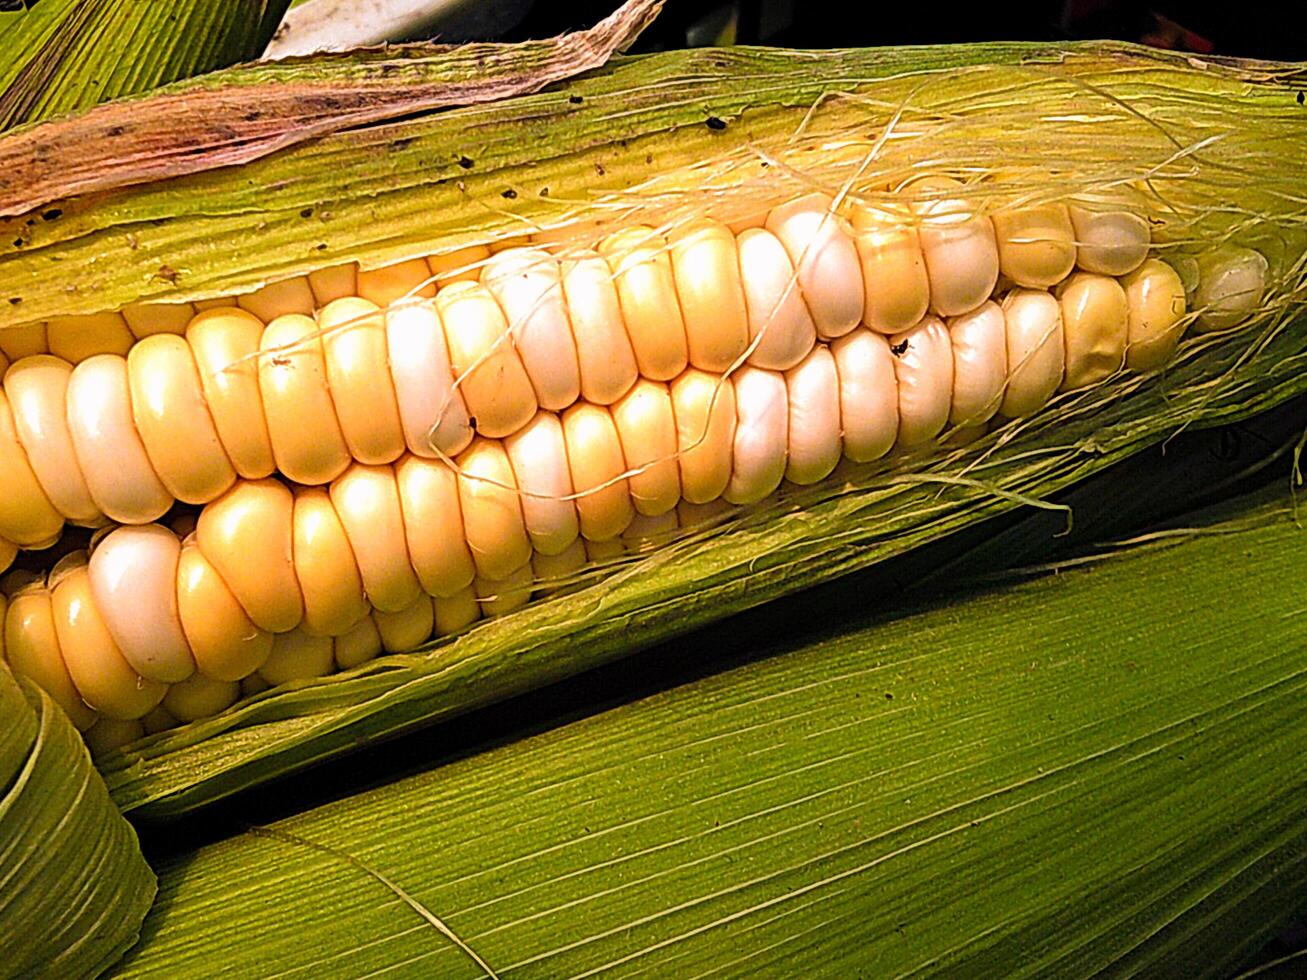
[{"xmin": 503, "ymin": 0, "xmax": 1307, "ymax": 61}]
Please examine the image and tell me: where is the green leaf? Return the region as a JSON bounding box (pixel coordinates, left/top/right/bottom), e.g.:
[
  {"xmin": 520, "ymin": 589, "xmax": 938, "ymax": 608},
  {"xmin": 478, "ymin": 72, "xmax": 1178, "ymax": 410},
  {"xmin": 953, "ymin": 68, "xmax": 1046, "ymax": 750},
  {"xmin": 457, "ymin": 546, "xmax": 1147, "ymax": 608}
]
[
  {"xmin": 0, "ymin": 668, "xmax": 155, "ymax": 978},
  {"xmin": 0, "ymin": 0, "xmax": 293, "ymax": 132},
  {"xmin": 113, "ymin": 486, "xmax": 1307, "ymax": 977}
]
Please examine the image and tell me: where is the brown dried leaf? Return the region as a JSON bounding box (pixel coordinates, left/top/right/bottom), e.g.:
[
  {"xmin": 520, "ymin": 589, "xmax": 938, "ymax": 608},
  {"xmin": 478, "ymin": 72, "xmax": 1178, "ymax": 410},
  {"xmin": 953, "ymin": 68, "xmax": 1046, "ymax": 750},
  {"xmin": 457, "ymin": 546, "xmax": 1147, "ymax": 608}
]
[{"xmin": 0, "ymin": 0, "xmax": 664, "ymax": 218}]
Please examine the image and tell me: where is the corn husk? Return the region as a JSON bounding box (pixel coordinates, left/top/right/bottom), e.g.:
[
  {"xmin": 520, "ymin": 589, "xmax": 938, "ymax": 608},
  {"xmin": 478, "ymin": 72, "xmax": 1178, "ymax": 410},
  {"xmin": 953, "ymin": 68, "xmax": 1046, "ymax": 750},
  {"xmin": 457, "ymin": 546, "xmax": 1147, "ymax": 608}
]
[
  {"xmin": 109, "ymin": 483, "xmax": 1307, "ymax": 977},
  {"xmin": 0, "ymin": 0, "xmax": 291, "ymax": 131},
  {"xmin": 0, "ymin": 668, "xmax": 155, "ymax": 979},
  {"xmin": 0, "ymin": 0, "xmax": 664, "ymax": 220},
  {"xmin": 4, "ymin": 29, "xmax": 1305, "ymax": 319},
  {"xmin": 13, "ymin": 36, "xmax": 1286, "ymax": 818}
]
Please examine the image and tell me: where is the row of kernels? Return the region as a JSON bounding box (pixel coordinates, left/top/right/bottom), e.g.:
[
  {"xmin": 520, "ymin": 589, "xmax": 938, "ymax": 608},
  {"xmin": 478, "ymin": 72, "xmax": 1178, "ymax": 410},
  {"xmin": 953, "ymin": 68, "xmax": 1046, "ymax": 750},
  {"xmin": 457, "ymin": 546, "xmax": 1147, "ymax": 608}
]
[
  {"xmin": 0, "ymin": 189, "xmax": 1156, "ymax": 557},
  {"xmin": 0, "ymin": 261, "xmax": 1197, "ymax": 582}
]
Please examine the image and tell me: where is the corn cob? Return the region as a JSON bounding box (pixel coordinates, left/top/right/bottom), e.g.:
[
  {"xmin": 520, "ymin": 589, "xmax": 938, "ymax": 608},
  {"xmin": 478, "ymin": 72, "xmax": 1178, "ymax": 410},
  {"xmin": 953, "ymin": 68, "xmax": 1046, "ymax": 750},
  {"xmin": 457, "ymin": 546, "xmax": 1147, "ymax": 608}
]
[
  {"xmin": 0, "ymin": 178, "xmax": 1280, "ymax": 736},
  {"xmin": 0, "ymin": 188, "xmax": 1240, "ymax": 539}
]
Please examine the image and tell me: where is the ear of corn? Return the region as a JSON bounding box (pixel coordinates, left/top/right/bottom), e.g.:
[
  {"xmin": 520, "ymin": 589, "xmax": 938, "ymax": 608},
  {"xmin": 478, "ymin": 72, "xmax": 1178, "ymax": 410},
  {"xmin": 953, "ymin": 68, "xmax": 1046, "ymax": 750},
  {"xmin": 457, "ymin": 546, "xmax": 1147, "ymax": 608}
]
[
  {"xmin": 109, "ymin": 484, "xmax": 1307, "ymax": 978},
  {"xmin": 1, "ymin": 38, "xmax": 1305, "ymax": 819},
  {"xmin": 2, "ymin": 12, "xmax": 1307, "ymax": 974},
  {"xmin": 0, "ymin": 665, "xmax": 155, "ymax": 977}
]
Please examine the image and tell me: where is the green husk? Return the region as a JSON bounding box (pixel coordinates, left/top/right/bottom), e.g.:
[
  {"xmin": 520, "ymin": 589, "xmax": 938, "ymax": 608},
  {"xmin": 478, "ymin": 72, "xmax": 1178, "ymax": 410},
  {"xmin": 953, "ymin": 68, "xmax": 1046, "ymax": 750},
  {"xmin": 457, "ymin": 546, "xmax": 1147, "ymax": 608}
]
[
  {"xmin": 0, "ymin": 0, "xmax": 291, "ymax": 132},
  {"xmin": 111, "ymin": 485, "xmax": 1307, "ymax": 978},
  {"xmin": 0, "ymin": 668, "xmax": 155, "ymax": 979},
  {"xmin": 3, "ymin": 39, "xmax": 1304, "ymax": 321},
  {"xmin": 67, "ymin": 40, "xmax": 1305, "ymax": 819}
]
